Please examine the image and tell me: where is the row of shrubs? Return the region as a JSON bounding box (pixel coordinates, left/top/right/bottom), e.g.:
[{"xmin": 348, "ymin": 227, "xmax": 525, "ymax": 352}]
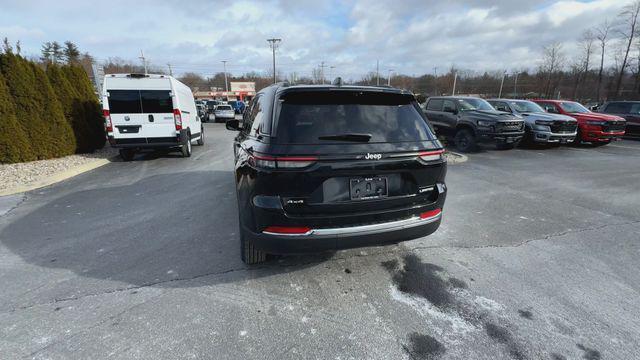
[{"xmin": 0, "ymin": 52, "xmax": 105, "ymax": 163}]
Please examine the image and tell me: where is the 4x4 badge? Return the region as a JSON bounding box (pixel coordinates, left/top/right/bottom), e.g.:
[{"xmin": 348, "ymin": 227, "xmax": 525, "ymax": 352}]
[{"xmin": 364, "ymin": 153, "xmax": 382, "ymax": 160}]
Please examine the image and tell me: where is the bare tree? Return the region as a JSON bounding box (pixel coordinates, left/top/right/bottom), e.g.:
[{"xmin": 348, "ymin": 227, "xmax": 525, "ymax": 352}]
[
  {"xmin": 595, "ymin": 20, "xmax": 612, "ymax": 102},
  {"xmin": 540, "ymin": 42, "xmax": 565, "ymax": 98},
  {"xmin": 614, "ymin": 0, "xmax": 640, "ymax": 99}
]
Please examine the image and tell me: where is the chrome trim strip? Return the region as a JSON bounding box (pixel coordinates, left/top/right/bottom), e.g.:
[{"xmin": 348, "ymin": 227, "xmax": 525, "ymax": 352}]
[{"xmin": 262, "ymin": 212, "xmax": 442, "ymax": 237}]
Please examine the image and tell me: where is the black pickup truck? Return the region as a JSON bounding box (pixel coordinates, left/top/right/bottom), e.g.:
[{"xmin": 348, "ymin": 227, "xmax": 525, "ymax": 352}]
[{"xmin": 423, "ymin": 96, "xmax": 525, "ymax": 151}]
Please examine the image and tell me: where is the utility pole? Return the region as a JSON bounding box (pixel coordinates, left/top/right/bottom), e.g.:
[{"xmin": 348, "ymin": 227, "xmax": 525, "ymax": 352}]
[
  {"xmin": 452, "ymin": 71, "xmax": 458, "ymax": 95},
  {"xmin": 221, "ymin": 60, "xmax": 229, "ymax": 92},
  {"xmin": 498, "ymin": 70, "xmax": 506, "ymax": 98},
  {"xmin": 319, "ymin": 61, "xmax": 326, "ymax": 84},
  {"xmin": 387, "ymin": 69, "xmax": 394, "ymax": 86},
  {"xmin": 433, "ymin": 66, "xmax": 438, "ymax": 95},
  {"xmin": 167, "ymin": 63, "xmax": 173, "ymax": 76},
  {"xmin": 376, "ymin": 60, "xmax": 380, "ymax": 86},
  {"xmin": 329, "ymin": 66, "xmax": 335, "ymax": 83},
  {"xmin": 139, "ymin": 50, "xmax": 148, "ymax": 74},
  {"xmin": 514, "ymin": 72, "xmax": 519, "ymax": 98},
  {"xmin": 267, "ymin": 38, "xmax": 281, "ymax": 84}
]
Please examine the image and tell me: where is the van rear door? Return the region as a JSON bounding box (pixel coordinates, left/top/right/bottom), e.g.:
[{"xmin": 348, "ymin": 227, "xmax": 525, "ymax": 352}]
[{"xmin": 107, "ymin": 89, "xmax": 175, "ymax": 139}]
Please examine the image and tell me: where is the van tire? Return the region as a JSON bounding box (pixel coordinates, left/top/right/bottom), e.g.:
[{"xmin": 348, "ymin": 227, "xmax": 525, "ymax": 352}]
[
  {"xmin": 119, "ymin": 149, "xmax": 135, "ymax": 161},
  {"xmin": 196, "ymin": 128, "xmax": 204, "ymax": 145},
  {"xmin": 240, "ymin": 229, "xmax": 267, "ymax": 265},
  {"xmin": 181, "ymin": 131, "xmax": 192, "ymax": 157},
  {"xmin": 454, "ymin": 128, "xmax": 477, "ymax": 152}
]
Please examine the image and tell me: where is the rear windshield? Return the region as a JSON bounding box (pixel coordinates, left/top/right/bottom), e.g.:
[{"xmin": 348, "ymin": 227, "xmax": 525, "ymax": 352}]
[
  {"xmin": 275, "ymin": 91, "xmax": 435, "ymax": 144},
  {"xmin": 108, "ymin": 90, "xmax": 173, "ymax": 114},
  {"xmin": 217, "ymin": 105, "xmax": 233, "ymax": 111}
]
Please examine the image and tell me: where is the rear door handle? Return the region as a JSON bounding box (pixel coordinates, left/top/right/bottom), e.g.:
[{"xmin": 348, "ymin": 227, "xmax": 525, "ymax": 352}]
[{"xmin": 148, "ymin": 115, "xmax": 154, "ymax": 122}]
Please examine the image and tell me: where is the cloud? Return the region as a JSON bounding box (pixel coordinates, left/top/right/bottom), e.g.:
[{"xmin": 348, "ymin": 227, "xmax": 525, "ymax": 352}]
[{"xmin": 0, "ymin": 0, "xmax": 633, "ymax": 79}]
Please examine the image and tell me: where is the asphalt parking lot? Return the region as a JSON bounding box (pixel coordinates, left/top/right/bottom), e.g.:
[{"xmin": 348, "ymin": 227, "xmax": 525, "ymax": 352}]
[{"xmin": 1, "ymin": 123, "xmax": 639, "ymax": 359}]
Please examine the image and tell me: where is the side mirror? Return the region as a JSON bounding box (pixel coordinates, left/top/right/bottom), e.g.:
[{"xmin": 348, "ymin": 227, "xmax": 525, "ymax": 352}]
[{"xmin": 226, "ymin": 119, "xmax": 242, "ymax": 131}]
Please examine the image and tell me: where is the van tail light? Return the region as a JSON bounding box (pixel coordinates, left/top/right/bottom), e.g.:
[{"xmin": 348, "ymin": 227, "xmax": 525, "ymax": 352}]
[
  {"xmin": 103, "ymin": 109, "xmax": 113, "ymax": 132},
  {"xmin": 173, "ymin": 109, "xmax": 182, "ymax": 131},
  {"xmin": 418, "ymin": 149, "xmax": 445, "ymax": 162},
  {"xmin": 263, "ymin": 226, "xmax": 313, "ymax": 235},
  {"xmin": 420, "ymin": 208, "xmax": 442, "ymax": 219},
  {"xmin": 249, "ymin": 153, "xmax": 318, "ymax": 169}
]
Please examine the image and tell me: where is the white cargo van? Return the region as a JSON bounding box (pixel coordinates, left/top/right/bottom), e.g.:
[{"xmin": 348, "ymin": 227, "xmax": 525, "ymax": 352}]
[{"xmin": 102, "ymin": 74, "xmax": 203, "ymax": 161}]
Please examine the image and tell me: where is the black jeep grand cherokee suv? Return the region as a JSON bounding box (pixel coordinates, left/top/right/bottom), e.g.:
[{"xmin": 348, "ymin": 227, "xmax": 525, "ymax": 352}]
[
  {"xmin": 423, "ymin": 96, "xmax": 525, "ymax": 151},
  {"xmin": 227, "ymin": 83, "xmax": 447, "ymax": 264}
]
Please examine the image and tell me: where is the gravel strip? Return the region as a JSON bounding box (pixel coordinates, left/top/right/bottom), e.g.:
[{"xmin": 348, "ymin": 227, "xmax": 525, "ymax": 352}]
[{"xmin": 0, "ymin": 147, "xmax": 118, "ymax": 192}]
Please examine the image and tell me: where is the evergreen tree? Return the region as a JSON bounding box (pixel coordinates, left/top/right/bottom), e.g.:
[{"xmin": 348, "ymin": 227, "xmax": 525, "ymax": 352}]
[
  {"xmin": 63, "ymin": 41, "xmax": 80, "ymax": 64},
  {"xmin": 0, "ymin": 53, "xmax": 51, "ymax": 158},
  {"xmin": 0, "ymin": 71, "xmax": 34, "ymax": 163},
  {"xmin": 47, "ymin": 64, "xmax": 91, "ymax": 152},
  {"xmin": 41, "ymin": 42, "xmax": 52, "ymax": 63},
  {"xmin": 31, "ymin": 61, "xmax": 76, "ymax": 156},
  {"xmin": 51, "ymin": 41, "xmax": 63, "ymax": 64}
]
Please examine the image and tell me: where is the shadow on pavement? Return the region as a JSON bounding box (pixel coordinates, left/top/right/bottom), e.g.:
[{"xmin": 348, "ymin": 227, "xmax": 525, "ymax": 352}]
[{"xmin": 0, "ymin": 170, "xmax": 331, "ymax": 289}]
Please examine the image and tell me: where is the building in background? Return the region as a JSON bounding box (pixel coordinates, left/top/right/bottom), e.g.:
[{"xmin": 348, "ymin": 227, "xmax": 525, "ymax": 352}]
[{"xmin": 193, "ymin": 81, "xmax": 255, "ymax": 102}]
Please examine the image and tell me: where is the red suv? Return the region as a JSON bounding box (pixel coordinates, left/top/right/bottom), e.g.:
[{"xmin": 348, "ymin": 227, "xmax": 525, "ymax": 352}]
[{"xmin": 532, "ymin": 99, "xmax": 625, "ymax": 145}]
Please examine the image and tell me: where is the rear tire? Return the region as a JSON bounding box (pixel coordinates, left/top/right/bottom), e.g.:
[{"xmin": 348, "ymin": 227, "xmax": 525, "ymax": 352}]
[
  {"xmin": 454, "ymin": 128, "xmax": 477, "ymax": 152},
  {"xmin": 240, "ymin": 228, "xmax": 266, "ymax": 265},
  {"xmin": 181, "ymin": 132, "xmax": 192, "ymax": 157},
  {"xmin": 119, "ymin": 149, "xmax": 135, "ymax": 161},
  {"xmin": 196, "ymin": 127, "xmax": 204, "ymax": 145}
]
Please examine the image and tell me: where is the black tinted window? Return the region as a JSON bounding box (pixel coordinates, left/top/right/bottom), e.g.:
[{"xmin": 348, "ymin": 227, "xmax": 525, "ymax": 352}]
[
  {"xmin": 108, "ymin": 90, "xmax": 141, "ymax": 114},
  {"xmin": 605, "ymin": 102, "xmax": 631, "ymax": 113},
  {"xmin": 275, "ymin": 91, "xmax": 434, "ymax": 144},
  {"xmin": 427, "ymin": 99, "xmax": 443, "ymax": 111},
  {"xmin": 140, "ymin": 90, "xmax": 173, "ymax": 113}
]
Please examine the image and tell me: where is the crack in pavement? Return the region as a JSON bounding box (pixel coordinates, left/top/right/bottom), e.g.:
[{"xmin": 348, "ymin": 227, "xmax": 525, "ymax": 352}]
[{"xmin": 0, "ymin": 194, "xmax": 27, "ymax": 218}]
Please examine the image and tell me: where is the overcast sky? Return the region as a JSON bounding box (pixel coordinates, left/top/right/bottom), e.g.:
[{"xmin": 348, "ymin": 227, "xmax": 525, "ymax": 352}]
[{"xmin": 0, "ymin": 0, "xmax": 633, "ymax": 79}]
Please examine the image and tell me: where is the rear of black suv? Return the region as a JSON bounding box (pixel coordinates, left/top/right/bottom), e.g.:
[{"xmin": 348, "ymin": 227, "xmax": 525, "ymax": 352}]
[{"xmin": 228, "ymin": 84, "xmax": 447, "ymax": 264}]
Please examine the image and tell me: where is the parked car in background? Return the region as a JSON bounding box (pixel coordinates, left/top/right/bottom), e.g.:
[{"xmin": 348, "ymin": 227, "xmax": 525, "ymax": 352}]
[
  {"xmin": 423, "ymin": 96, "xmax": 525, "ymax": 151},
  {"xmin": 102, "ymin": 73, "xmax": 203, "ymax": 161},
  {"xmin": 206, "ymin": 100, "xmax": 219, "ymax": 122},
  {"xmin": 596, "ymin": 101, "xmax": 640, "ymax": 138},
  {"xmin": 532, "ymin": 99, "xmax": 625, "ymax": 146},
  {"xmin": 488, "ymin": 99, "xmax": 577, "ymax": 144},
  {"xmin": 226, "ymin": 83, "xmax": 446, "ymax": 264},
  {"xmin": 213, "ymin": 104, "xmax": 235, "ymax": 122},
  {"xmin": 196, "ymin": 104, "xmax": 206, "ymax": 121}
]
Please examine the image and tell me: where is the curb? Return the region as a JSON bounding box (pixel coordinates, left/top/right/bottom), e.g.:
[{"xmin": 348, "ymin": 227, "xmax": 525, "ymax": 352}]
[
  {"xmin": 0, "ymin": 158, "xmax": 113, "ymax": 197},
  {"xmin": 445, "ymin": 150, "xmax": 468, "ymax": 164}
]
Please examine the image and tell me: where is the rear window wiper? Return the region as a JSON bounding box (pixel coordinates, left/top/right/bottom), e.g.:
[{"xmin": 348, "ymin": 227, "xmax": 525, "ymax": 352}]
[{"xmin": 318, "ymin": 133, "xmax": 372, "ymax": 142}]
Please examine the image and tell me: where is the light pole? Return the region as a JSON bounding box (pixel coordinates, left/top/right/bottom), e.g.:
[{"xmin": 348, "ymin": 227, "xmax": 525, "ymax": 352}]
[
  {"xmin": 452, "ymin": 71, "xmax": 458, "ymax": 95},
  {"xmin": 433, "ymin": 66, "xmax": 438, "ymax": 95},
  {"xmin": 329, "ymin": 66, "xmax": 335, "ymax": 83},
  {"xmin": 498, "ymin": 70, "xmax": 506, "ymax": 98},
  {"xmin": 267, "ymin": 38, "xmax": 281, "ymax": 84},
  {"xmin": 221, "ymin": 60, "xmax": 228, "ymax": 92},
  {"xmin": 387, "ymin": 69, "xmax": 394, "ymax": 86},
  {"xmin": 514, "ymin": 72, "xmax": 519, "ymax": 98}
]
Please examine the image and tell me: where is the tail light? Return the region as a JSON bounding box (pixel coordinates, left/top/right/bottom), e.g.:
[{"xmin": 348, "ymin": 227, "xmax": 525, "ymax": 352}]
[
  {"xmin": 249, "ymin": 153, "xmax": 317, "ymax": 169},
  {"xmin": 420, "ymin": 208, "xmax": 442, "ymax": 219},
  {"xmin": 263, "ymin": 226, "xmax": 313, "ymax": 235},
  {"xmin": 173, "ymin": 109, "xmax": 182, "ymax": 131},
  {"xmin": 418, "ymin": 149, "xmax": 445, "ymax": 162},
  {"xmin": 103, "ymin": 109, "xmax": 113, "ymax": 132}
]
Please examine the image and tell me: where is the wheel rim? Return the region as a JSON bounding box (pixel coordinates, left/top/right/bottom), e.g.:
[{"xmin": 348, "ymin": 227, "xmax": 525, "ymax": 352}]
[
  {"xmin": 187, "ymin": 137, "xmax": 192, "ymax": 153},
  {"xmin": 459, "ymin": 134, "xmax": 469, "ymax": 148}
]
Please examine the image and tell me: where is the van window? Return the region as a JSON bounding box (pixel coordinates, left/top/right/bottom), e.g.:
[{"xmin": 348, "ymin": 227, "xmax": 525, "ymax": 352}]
[
  {"xmin": 275, "ymin": 91, "xmax": 434, "ymax": 144},
  {"xmin": 108, "ymin": 90, "xmax": 173, "ymax": 114},
  {"xmin": 108, "ymin": 90, "xmax": 142, "ymax": 114},
  {"xmin": 427, "ymin": 99, "xmax": 443, "ymax": 111},
  {"xmin": 605, "ymin": 102, "xmax": 631, "ymax": 114},
  {"xmin": 140, "ymin": 90, "xmax": 173, "ymax": 113}
]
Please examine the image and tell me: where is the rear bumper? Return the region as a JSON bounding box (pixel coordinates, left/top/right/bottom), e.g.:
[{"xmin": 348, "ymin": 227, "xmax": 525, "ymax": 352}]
[
  {"xmin": 245, "ymin": 212, "xmax": 442, "ymax": 254},
  {"xmin": 108, "ymin": 136, "xmax": 180, "ymax": 149},
  {"xmin": 531, "ymin": 130, "xmax": 576, "ymax": 143}
]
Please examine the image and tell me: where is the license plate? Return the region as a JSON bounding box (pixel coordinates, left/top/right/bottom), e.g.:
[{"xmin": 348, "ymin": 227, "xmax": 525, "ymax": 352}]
[
  {"xmin": 560, "ymin": 138, "xmax": 567, "ymax": 143},
  {"xmin": 506, "ymin": 137, "xmax": 515, "ymax": 143},
  {"xmin": 350, "ymin": 177, "xmax": 388, "ymax": 200}
]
